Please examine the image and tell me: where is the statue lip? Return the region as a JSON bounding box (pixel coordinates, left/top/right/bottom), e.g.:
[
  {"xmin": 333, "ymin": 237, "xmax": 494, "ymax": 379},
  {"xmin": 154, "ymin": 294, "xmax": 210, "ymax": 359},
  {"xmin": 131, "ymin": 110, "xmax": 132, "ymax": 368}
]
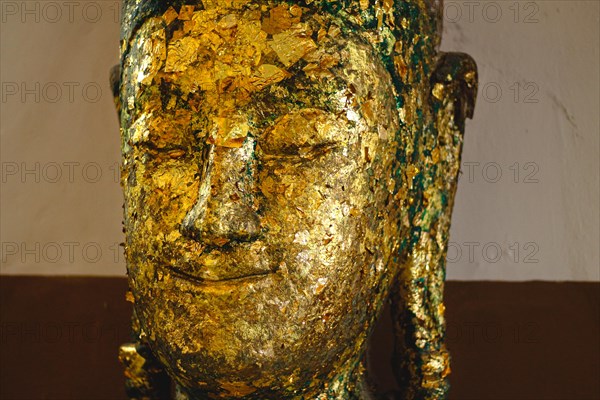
[
  {"xmin": 164, "ymin": 264, "xmax": 274, "ymax": 285},
  {"xmin": 163, "ymin": 241, "xmax": 277, "ymax": 283}
]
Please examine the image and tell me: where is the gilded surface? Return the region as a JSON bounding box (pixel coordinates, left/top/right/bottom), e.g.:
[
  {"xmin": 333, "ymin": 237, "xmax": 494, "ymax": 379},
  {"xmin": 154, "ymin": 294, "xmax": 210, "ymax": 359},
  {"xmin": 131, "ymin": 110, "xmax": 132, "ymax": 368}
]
[{"xmin": 113, "ymin": 1, "xmax": 477, "ymax": 399}]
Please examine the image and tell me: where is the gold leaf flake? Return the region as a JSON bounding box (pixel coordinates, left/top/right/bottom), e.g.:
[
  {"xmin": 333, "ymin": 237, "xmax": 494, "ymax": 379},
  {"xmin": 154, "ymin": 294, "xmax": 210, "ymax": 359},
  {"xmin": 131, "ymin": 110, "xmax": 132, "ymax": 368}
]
[
  {"xmin": 178, "ymin": 5, "xmax": 195, "ymax": 21},
  {"xmin": 165, "ymin": 37, "xmax": 200, "ymax": 72},
  {"xmin": 269, "ymin": 29, "xmax": 317, "ymax": 68},
  {"xmin": 261, "ymin": 5, "xmax": 300, "ymax": 35},
  {"xmin": 208, "ymin": 116, "xmax": 249, "ymax": 148},
  {"xmin": 162, "ymin": 7, "xmax": 178, "ymax": 25},
  {"xmin": 251, "ymin": 64, "xmax": 289, "ymax": 90}
]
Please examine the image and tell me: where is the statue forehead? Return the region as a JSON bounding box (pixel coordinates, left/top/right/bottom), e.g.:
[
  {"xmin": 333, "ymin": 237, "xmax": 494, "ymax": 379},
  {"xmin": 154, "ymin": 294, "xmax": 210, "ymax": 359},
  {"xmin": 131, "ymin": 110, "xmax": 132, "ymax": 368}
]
[
  {"xmin": 120, "ymin": 0, "xmax": 443, "ymax": 49},
  {"xmin": 121, "ymin": 4, "xmax": 394, "ymax": 123},
  {"xmin": 119, "ymin": 0, "xmax": 443, "ymax": 113}
]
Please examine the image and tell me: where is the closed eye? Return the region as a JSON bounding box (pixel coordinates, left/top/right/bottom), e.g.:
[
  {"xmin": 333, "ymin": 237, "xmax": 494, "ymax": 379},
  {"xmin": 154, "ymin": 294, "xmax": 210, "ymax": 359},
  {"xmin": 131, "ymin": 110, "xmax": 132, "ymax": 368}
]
[
  {"xmin": 131, "ymin": 141, "xmax": 191, "ymax": 160},
  {"xmin": 259, "ymin": 142, "xmax": 339, "ymax": 161}
]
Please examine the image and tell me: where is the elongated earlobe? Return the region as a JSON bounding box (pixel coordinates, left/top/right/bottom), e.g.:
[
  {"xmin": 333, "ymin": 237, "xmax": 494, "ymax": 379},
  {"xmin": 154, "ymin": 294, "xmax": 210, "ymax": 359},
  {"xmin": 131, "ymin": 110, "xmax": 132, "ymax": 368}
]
[{"xmin": 390, "ymin": 51, "xmax": 478, "ymax": 400}]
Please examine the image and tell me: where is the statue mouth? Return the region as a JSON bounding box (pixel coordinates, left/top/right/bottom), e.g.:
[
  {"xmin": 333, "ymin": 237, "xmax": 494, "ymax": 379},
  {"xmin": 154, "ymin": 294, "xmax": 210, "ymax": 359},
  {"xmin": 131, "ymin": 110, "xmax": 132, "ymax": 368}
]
[
  {"xmin": 162, "ymin": 241, "xmax": 277, "ymax": 283},
  {"xmin": 165, "ymin": 264, "xmax": 274, "ymax": 285}
]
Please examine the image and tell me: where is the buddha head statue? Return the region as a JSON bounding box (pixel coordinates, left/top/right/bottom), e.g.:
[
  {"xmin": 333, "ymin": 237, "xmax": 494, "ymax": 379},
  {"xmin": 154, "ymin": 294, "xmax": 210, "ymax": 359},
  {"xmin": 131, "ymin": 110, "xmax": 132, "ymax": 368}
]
[{"xmin": 112, "ymin": 0, "xmax": 477, "ymax": 399}]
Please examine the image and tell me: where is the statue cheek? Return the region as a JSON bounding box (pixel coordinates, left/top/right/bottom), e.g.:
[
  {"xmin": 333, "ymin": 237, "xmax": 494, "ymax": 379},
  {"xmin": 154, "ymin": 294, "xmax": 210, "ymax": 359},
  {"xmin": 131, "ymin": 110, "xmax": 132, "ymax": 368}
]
[{"xmin": 127, "ymin": 156, "xmax": 199, "ymax": 226}]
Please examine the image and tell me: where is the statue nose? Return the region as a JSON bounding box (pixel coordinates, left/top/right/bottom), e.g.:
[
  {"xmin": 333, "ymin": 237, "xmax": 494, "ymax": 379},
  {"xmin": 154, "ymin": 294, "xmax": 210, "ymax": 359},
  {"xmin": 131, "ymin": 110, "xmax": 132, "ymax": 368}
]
[{"xmin": 180, "ymin": 139, "xmax": 260, "ymax": 246}]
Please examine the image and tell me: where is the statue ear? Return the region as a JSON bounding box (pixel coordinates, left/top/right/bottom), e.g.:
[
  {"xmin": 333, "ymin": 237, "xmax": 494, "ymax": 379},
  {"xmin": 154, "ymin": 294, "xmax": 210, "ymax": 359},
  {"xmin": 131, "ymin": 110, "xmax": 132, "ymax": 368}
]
[
  {"xmin": 389, "ymin": 52, "xmax": 478, "ymax": 399},
  {"xmin": 109, "ymin": 64, "xmax": 122, "ymax": 118},
  {"xmin": 430, "ymin": 52, "xmax": 478, "ymax": 132}
]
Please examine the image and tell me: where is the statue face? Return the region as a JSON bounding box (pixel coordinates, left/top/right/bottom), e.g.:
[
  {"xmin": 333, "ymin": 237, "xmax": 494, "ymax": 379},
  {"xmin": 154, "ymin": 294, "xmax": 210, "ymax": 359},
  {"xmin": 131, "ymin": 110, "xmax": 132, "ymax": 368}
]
[{"xmin": 121, "ymin": 3, "xmax": 411, "ymax": 397}]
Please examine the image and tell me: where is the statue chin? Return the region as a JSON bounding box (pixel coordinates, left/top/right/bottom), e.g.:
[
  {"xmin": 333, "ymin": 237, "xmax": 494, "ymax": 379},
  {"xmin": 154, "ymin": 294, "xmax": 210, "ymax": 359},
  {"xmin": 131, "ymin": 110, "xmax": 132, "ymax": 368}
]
[
  {"xmin": 134, "ymin": 250, "xmax": 391, "ymax": 397},
  {"xmin": 115, "ymin": 1, "xmax": 477, "ymax": 399}
]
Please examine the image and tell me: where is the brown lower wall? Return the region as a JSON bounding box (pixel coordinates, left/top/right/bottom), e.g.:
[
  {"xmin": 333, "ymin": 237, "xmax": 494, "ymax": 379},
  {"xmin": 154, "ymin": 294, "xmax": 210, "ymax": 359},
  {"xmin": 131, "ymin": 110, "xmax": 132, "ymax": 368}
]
[{"xmin": 1, "ymin": 277, "xmax": 598, "ymax": 400}]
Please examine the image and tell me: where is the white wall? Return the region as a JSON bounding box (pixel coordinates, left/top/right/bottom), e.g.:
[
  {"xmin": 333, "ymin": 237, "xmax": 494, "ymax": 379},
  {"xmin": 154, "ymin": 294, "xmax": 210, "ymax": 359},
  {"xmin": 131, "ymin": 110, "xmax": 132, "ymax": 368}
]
[
  {"xmin": 1, "ymin": 1, "xmax": 123, "ymax": 276},
  {"xmin": 442, "ymin": 0, "xmax": 599, "ymax": 280},
  {"xmin": 1, "ymin": 1, "xmax": 598, "ymax": 280}
]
